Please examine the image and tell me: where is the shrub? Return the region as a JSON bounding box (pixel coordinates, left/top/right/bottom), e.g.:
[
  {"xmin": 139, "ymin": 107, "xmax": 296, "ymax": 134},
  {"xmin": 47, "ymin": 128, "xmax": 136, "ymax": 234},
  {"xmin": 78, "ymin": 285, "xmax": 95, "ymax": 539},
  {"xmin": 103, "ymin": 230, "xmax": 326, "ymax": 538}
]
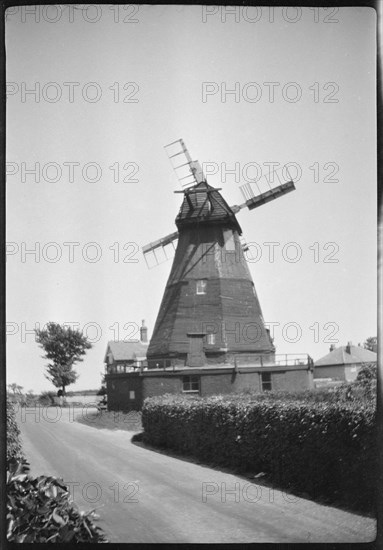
[
  {"xmin": 7, "ymin": 460, "xmax": 107, "ymax": 543},
  {"xmin": 356, "ymin": 363, "xmax": 377, "ymax": 384},
  {"xmin": 38, "ymin": 391, "xmax": 57, "ymax": 406},
  {"xmin": 7, "ymin": 401, "xmax": 24, "ymax": 463},
  {"xmin": 142, "ymin": 394, "xmax": 376, "ymax": 512}
]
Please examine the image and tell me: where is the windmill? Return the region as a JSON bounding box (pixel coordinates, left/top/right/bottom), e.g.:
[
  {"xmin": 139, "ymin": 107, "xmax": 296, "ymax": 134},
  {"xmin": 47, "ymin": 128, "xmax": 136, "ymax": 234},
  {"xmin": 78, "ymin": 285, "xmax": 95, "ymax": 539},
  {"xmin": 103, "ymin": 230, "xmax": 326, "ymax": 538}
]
[{"xmin": 143, "ymin": 139, "xmax": 295, "ymax": 368}]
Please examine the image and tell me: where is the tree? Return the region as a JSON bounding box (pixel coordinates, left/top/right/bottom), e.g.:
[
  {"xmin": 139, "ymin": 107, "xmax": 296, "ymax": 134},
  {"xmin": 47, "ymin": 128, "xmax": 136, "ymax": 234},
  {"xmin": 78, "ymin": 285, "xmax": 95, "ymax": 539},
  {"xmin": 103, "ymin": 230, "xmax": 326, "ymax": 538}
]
[
  {"xmin": 7, "ymin": 383, "xmax": 23, "ymax": 395},
  {"xmin": 363, "ymin": 336, "xmax": 377, "ymax": 353},
  {"xmin": 35, "ymin": 322, "xmax": 93, "ymax": 394}
]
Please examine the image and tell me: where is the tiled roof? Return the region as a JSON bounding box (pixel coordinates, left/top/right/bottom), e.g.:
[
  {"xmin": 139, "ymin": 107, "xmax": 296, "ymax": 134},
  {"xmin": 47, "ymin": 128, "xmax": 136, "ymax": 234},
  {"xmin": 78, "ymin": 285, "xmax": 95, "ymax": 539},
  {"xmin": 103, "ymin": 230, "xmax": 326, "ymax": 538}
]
[
  {"xmin": 176, "ymin": 181, "xmax": 242, "ymax": 233},
  {"xmin": 315, "ymin": 345, "xmax": 377, "ymax": 366},
  {"xmin": 104, "ymin": 340, "xmax": 148, "ymax": 362}
]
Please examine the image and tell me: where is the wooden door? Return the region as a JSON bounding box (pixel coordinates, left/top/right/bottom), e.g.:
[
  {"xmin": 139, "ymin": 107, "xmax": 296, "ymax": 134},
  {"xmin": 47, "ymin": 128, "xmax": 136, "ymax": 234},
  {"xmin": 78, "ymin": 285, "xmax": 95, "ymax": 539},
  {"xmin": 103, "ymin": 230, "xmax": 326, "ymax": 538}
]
[{"xmin": 187, "ymin": 334, "xmax": 206, "ymax": 367}]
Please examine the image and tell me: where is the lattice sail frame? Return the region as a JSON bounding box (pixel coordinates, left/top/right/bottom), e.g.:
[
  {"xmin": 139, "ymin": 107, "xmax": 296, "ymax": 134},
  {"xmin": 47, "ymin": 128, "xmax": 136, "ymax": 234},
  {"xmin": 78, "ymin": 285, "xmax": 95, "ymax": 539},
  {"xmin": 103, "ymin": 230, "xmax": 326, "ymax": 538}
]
[
  {"xmin": 142, "ymin": 141, "xmax": 296, "ymax": 267},
  {"xmin": 164, "ymin": 139, "xmax": 205, "ymax": 189}
]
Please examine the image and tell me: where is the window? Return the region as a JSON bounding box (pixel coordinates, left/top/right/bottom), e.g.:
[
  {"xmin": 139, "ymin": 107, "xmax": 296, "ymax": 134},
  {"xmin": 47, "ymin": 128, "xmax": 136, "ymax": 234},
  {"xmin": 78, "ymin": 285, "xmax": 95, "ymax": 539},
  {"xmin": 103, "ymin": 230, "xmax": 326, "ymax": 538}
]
[
  {"xmin": 224, "ymin": 229, "xmax": 235, "ymax": 251},
  {"xmin": 183, "ymin": 375, "xmax": 200, "ymax": 393},
  {"xmin": 196, "ymin": 279, "xmax": 207, "ymax": 294},
  {"xmin": 129, "ymin": 391, "xmax": 135, "ymax": 400},
  {"xmin": 261, "ymin": 372, "xmax": 272, "ymax": 391},
  {"xmin": 207, "ymin": 333, "xmax": 216, "ymax": 345}
]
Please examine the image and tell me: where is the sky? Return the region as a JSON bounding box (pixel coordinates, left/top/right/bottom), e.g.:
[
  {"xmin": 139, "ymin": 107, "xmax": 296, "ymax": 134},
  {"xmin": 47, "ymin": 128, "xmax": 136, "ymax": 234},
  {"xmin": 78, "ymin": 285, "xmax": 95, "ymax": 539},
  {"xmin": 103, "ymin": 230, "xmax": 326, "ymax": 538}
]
[{"xmin": 5, "ymin": 5, "xmax": 377, "ymax": 393}]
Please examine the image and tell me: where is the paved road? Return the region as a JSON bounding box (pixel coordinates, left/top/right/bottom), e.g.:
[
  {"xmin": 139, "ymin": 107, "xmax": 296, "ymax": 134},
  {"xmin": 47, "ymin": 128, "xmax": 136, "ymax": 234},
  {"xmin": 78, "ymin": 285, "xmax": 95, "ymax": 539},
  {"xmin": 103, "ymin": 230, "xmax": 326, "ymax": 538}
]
[{"xmin": 17, "ymin": 406, "xmax": 375, "ymax": 543}]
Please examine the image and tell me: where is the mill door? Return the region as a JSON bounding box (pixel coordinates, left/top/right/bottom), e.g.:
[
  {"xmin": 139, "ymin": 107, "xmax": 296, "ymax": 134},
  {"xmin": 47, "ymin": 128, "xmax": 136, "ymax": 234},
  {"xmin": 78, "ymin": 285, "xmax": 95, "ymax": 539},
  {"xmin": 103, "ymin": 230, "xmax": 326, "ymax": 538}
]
[{"xmin": 187, "ymin": 333, "xmax": 206, "ymax": 367}]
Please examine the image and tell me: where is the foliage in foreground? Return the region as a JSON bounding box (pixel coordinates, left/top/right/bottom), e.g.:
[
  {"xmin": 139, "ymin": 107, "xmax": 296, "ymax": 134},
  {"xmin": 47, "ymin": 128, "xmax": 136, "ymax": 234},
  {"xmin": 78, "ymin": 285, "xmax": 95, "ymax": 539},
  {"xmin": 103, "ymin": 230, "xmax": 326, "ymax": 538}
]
[
  {"xmin": 7, "ymin": 460, "xmax": 107, "ymax": 543},
  {"xmin": 142, "ymin": 393, "xmax": 376, "ymax": 513},
  {"xmin": 6, "ymin": 401, "xmax": 107, "ymax": 543}
]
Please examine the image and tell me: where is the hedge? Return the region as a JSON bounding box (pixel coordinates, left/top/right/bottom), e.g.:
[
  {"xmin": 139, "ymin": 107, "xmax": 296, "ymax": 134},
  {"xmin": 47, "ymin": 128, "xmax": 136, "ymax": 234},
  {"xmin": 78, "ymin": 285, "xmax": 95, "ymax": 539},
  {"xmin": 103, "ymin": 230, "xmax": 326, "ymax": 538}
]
[
  {"xmin": 142, "ymin": 394, "xmax": 376, "ymax": 512},
  {"xmin": 7, "ymin": 401, "xmax": 24, "ymax": 463}
]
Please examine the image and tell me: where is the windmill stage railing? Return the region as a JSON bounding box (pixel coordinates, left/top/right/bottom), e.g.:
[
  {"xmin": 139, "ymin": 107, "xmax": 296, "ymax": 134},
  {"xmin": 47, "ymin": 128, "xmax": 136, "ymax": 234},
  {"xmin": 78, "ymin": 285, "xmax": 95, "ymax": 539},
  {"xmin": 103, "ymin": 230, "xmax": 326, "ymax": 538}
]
[
  {"xmin": 232, "ymin": 353, "xmax": 313, "ymax": 368},
  {"xmin": 106, "ymin": 353, "xmax": 313, "ymax": 374}
]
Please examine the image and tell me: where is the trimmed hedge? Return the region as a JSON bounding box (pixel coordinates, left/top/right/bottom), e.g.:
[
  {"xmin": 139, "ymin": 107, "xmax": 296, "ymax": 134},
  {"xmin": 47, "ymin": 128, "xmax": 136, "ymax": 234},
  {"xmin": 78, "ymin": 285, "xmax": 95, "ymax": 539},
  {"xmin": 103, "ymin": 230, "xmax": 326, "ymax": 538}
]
[{"xmin": 142, "ymin": 394, "xmax": 376, "ymax": 512}]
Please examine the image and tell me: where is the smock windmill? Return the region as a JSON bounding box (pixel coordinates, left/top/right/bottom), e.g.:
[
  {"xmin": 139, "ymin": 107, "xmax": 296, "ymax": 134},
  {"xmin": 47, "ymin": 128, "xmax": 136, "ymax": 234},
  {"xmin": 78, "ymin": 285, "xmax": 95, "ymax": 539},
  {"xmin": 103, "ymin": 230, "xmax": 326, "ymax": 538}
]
[{"xmin": 143, "ymin": 139, "xmax": 295, "ymax": 368}]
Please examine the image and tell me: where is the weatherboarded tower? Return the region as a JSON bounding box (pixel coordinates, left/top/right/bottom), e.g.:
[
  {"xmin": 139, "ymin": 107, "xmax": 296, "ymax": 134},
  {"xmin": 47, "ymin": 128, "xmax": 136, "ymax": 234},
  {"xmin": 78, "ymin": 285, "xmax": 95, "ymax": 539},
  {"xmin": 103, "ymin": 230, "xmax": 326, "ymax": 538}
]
[
  {"xmin": 144, "ymin": 139, "xmax": 294, "ymax": 368},
  {"xmin": 146, "ymin": 181, "xmax": 274, "ymax": 367}
]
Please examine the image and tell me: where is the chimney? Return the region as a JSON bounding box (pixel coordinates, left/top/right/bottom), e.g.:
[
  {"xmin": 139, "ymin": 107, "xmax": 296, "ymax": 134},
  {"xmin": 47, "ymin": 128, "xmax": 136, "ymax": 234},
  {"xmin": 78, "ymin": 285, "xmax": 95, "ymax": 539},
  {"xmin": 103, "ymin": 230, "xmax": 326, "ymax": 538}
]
[
  {"xmin": 346, "ymin": 341, "xmax": 352, "ymax": 354},
  {"xmin": 329, "ymin": 344, "xmax": 336, "ymax": 352},
  {"xmin": 140, "ymin": 320, "xmax": 148, "ymax": 343}
]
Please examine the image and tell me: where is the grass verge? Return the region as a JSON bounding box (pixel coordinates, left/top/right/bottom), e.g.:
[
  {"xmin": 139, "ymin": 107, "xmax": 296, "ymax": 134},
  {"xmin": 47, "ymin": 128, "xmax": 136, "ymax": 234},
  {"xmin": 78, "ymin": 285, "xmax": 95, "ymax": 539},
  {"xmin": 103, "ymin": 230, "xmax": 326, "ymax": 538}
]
[{"xmin": 76, "ymin": 410, "xmax": 143, "ymax": 432}]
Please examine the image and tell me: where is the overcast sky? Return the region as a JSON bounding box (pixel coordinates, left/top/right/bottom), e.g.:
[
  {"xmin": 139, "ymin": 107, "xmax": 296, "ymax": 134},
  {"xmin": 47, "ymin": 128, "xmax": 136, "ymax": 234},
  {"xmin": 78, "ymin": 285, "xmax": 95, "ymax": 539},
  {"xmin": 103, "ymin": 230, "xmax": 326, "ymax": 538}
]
[{"xmin": 6, "ymin": 5, "xmax": 376, "ymax": 392}]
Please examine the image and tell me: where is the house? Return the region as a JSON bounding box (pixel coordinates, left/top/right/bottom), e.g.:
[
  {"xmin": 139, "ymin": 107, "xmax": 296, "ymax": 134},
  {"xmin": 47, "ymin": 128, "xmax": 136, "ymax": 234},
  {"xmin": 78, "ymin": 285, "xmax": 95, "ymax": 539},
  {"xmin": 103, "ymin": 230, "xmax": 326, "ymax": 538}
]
[
  {"xmin": 104, "ymin": 321, "xmax": 149, "ymax": 376},
  {"xmin": 314, "ymin": 342, "xmax": 377, "ymax": 382}
]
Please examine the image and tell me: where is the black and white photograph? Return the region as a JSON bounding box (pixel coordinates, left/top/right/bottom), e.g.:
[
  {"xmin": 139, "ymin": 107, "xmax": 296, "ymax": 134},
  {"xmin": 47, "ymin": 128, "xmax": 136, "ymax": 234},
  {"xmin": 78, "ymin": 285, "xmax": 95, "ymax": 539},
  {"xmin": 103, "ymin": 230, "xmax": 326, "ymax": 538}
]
[{"xmin": 5, "ymin": 3, "xmax": 378, "ymax": 544}]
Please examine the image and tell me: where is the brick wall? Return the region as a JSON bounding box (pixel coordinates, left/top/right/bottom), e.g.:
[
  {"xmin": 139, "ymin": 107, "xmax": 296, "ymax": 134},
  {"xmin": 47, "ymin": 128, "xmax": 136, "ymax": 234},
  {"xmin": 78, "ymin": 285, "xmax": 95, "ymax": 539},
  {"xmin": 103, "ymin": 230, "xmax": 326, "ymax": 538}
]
[
  {"xmin": 314, "ymin": 365, "xmax": 346, "ymax": 381},
  {"xmin": 143, "ymin": 375, "xmax": 182, "ymax": 400},
  {"xmin": 106, "ymin": 365, "xmax": 313, "ymax": 410},
  {"xmin": 106, "ymin": 373, "xmax": 143, "ymax": 411},
  {"xmin": 233, "ymin": 371, "xmax": 261, "ymax": 392},
  {"xmin": 200, "ymin": 372, "xmax": 233, "ymax": 396},
  {"xmin": 276, "ymin": 369, "xmax": 313, "ymax": 391}
]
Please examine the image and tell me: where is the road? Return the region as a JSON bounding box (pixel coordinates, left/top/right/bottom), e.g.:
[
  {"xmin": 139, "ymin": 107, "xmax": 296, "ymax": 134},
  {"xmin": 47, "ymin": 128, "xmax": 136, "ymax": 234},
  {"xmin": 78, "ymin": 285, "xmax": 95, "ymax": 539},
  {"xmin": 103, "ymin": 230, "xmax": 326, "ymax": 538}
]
[{"xmin": 17, "ymin": 406, "xmax": 375, "ymax": 543}]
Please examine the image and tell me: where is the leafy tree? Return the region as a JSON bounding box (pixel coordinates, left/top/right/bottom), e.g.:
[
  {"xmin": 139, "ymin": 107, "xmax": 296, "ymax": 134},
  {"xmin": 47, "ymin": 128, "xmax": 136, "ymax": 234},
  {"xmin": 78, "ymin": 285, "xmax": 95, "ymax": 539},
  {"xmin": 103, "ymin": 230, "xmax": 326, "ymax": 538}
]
[
  {"xmin": 363, "ymin": 336, "xmax": 377, "ymax": 353},
  {"xmin": 35, "ymin": 322, "xmax": 92, "ymax": 395},
  {"xmin": 7, "ymin": 383, "xmax": 23, "ymax": 395}
]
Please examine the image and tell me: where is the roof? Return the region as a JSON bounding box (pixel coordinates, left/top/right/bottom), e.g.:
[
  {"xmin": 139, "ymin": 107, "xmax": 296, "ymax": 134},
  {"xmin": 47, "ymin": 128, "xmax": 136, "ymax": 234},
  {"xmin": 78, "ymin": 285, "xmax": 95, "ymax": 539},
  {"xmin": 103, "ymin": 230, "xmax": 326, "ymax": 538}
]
[
  {"xmin": 104, "ymin": 341, "xmax": 148, "ymax": 362},
  {"xmin": 176, "ymin": 181, "xmax": 242, "ymax": 234},
  {"xmin": 315, "ymin": 345, "xmax": 377, "ymax": 367}
]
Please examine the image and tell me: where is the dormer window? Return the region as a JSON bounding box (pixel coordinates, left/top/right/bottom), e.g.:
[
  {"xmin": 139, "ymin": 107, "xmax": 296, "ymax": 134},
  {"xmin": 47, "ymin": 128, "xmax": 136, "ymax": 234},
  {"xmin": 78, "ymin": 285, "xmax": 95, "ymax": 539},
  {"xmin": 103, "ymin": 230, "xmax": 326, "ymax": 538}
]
[{"xmin": 196, "ymin": 279, "xmax": 207, "ymax": 295}]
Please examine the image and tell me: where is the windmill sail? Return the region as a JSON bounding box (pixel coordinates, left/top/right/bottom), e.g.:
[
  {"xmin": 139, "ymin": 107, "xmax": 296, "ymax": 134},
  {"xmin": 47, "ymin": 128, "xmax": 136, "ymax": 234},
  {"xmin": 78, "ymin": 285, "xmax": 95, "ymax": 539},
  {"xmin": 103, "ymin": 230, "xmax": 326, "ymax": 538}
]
[
  {"xmin": 142, "ymin": 231, "xmax": 178, "ymax": 268},
  {"xmin": 165, "ymin": 139, "xmax": 205, "ymax": 189},
  {"xmin": 233, "ymin": 165, "xmax": 295, "ymax": 212},
  {"xmin": 143, "ymin": 142, "xmax": 296, "ymax": 267}
]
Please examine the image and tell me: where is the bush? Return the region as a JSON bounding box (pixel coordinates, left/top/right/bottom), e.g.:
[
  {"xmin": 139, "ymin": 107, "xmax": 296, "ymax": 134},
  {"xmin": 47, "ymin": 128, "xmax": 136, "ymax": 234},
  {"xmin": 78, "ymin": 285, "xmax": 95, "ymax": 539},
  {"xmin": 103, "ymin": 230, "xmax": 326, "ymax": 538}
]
[
  {"xmin": 38, "ymin": 391, "xmax": 57, "ymax": 406},
  {"xmin": 356, "ymin": 363, "xmax": 377, "ymax": 383},
  {"xmin": 142, "ymin": 394, "xmax": 376, "ymax": 513},
  {"xmin": 7, "ymin": 460, "xmax": 107, "ymax": 543},
  {"xmin": 7, "ymin": 402, "xmax": 24, "ymax": 463}
]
